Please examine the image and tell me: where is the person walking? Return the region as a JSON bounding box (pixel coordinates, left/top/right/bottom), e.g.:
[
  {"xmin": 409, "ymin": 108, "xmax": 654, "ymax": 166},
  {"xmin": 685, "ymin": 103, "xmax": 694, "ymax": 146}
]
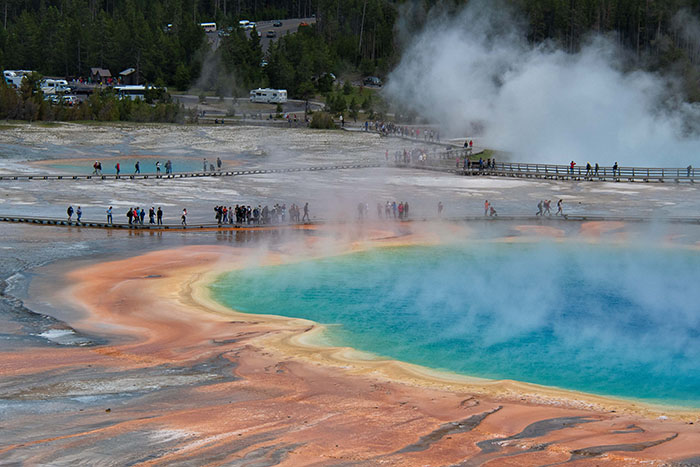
[
  {"xmin": 536, "ymin": 200, "xmax": 543, "ymax": 216},
  {"xmin": 106, "ymin": 206, "xmax": 113, "ymax": 224},
  {"xmin": 181, "ymin": 208, "xmax": 187, "ymax": 226},
  {"xmin": 569, "ymin": 160, "xmax": 576, "ymax": 175},
  {"xmin": 203, "ymin": 158, "xmax": 207, "ymax": 172},
  {"xmin": 556, "ymin": 199, "xmax": 563, "ymax": 216},
  {"xmin": 484, "ymin": 200, "xmax": 490, "ymax": 216},
  {"xmin": 217, "ymin": 157, "xmax": 222, "ymax": 170},
  {"xmin": 149, "ymin": 207, "xmax": 155, "ymax": 224},
  {"xmin": 139, "ymin": 207, "xmax": 145, "ymax": 224},
  {"xmin": 135, "ymin": 161, "xmax": 140, "ymax": 174},
  {"xmin": 544, "ymin": 200, "xmax": 551, "ymax": 216},
  {"xmin": 67, "ymin": 205, "xmax": 74, "ymax": 221},
  {"xmin": 612, "ymin": 161, "xmax": 618, "ymax": 177},
  {"xmin": 302, "ymin": 203, "xmax": 309, "ymax": 222},
  {"xmin": 126, "ymin": 207, "xmax": 133, "ymax": 225},
  {"xmin": 157, "ymin": 207, "xmax": 163, "ymax": 225},
  {"xmin": 76, "ymin": 206, "xmax": 82, "ymax": 223},
  {"xmin": 156, "ymin": 161, "xmax": 161, "ymax": 175},
  {"xmin": 438, "ymin": 201, "xmax": 443, "ymax": 217}
]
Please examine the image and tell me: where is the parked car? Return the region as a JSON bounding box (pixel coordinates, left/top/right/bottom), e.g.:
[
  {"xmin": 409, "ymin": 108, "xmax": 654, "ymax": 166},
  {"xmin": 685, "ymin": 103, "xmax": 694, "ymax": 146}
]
[
  {"xmin": 62, "ymin": 95, "xmax": 79, "ymax": 106},
  {"xmin": 266, "ymin": 30, "xmax": 276, "ymax": 38},
  {"xmin": 363, "ymin": 76, "xmax": 382, "ymax": 87},
  {"xmin": 44, "ymin": 94, "xmax": 61, "ymax": 104},
  {"xmin": 273, "ymin": 20, "xmax": 282, "ymax": 27}
]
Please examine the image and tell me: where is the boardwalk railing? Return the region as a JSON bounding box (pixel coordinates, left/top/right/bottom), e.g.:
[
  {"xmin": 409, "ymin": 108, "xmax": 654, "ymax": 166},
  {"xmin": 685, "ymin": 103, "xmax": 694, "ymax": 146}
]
[
  {"xmin": 2, "ymin": 214, "xmax": 700, "ymax": 230},
  {"xmin": 398, "ymin": 157, "xmax": 699, "ymax": 183},
  {"xmin": 0, "ymin": 163, "xmax": 381, "ymax": 181},
  {"xmin": 1, "ymin": 152, "xmax": 697, "ymax": 184},
  {"xmin": 0, "ymin": 215, "xmax": 316, "ymax": 230}
]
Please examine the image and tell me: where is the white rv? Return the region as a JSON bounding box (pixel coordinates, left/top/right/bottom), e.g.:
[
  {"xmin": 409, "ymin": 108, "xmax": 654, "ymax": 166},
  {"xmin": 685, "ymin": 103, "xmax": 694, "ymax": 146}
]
[
  {"xmin": 3, "ymin": 70, "xmax": 33, "ymax": 88},
  {"xmin": 114, "ymin": 84, "xmax": 162, "ymax": 100},
  {"xmin": 40, "ymin": 78, "xmax": 70, "ymax": 94},
  {"xmin": 249, "ymin": 88, "xmax": 287, "ymax": 104}
]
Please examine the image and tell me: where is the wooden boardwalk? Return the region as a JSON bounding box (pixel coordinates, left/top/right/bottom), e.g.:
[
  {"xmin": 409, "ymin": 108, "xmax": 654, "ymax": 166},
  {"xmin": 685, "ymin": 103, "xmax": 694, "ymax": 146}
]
[
  {"xmin": 399, "ymin": 160, "xmax": 700, "ymax": 183},
  {"xmin": 1, "ymin": 214, "xmax": 699, "ymax": 231},
  {"xmin": 1, "ymin": 152, "xmax": 697, "ymax": 184},
  {"xmin": 0, "ymin": 163, "xmax": 382, "ymax": 181}
]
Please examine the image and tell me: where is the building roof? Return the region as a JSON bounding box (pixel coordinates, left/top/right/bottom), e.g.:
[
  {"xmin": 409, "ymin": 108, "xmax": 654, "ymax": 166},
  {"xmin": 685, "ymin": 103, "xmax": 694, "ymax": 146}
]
[{"xmin": 90, "ymin": 67, "xmax": 112, "ymax": 78}]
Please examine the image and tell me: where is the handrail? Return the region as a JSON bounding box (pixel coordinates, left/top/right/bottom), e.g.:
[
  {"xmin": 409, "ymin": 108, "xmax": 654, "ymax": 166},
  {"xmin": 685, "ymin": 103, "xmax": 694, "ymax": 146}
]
[
  {"xmin": 2, "ymin": 214, "xmax": 699, "ymax": 230},
  {"xmin": 396, "ymin": 153, "xmax": 698, "ymax": 182}
]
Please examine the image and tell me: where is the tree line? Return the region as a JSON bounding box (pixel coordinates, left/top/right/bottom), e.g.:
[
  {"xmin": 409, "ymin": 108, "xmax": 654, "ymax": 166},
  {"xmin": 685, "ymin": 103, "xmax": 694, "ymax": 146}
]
[{"xmin": 2, "ymin": 0, "xmax": 700, "ymax": 109}]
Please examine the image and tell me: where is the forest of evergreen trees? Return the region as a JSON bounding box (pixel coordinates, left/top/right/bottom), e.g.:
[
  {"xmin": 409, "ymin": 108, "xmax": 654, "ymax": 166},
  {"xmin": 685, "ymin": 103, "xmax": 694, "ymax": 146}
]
[{"xmin": 2, "ymin": 0, "xmax": 700, "ymax": 120}]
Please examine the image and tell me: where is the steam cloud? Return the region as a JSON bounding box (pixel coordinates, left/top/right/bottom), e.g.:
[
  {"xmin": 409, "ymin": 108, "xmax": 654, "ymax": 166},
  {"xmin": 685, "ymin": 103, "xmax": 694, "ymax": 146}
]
[{"xmin": 385, "ymin": 0, "xmax": 700, "ymax": 166}]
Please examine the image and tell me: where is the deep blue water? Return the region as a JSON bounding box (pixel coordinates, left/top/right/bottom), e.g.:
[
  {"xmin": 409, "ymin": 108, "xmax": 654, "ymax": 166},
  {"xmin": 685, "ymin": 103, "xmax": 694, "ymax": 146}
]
[{"xmin": 210, "ymin": 243, "xmax": 700, "ymax": 406}]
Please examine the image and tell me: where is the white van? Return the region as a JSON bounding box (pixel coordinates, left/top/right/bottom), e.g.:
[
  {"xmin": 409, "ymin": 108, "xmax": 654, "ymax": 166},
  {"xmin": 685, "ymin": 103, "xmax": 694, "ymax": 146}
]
[
  {"xmin": 238, "ymin": 20, "xmax": 250, "ymax": 28},
  {"xmin": 249, "ymin": 88, "xmax": 287, "ymax": 104}
]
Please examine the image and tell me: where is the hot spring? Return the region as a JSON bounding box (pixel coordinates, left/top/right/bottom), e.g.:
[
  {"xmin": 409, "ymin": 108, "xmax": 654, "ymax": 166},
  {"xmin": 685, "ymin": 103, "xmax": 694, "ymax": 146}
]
[{"xmin": 210, "ymin": 242, "xmax": 700, "ymax": 407}]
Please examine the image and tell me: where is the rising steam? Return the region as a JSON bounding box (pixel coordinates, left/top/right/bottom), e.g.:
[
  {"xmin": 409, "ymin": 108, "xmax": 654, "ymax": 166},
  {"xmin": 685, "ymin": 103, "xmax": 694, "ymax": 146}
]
[{"xmin": 385, "ymin": 0, "xmax": 700, "ymax": 166}]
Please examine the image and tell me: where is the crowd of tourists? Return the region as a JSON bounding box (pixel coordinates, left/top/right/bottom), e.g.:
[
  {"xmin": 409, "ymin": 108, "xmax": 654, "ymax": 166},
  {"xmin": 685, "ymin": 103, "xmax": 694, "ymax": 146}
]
[
  {"xmin": 367, "ymin": 201, "xmax": 411, "ymax": 220},
  {"xmin": 212, "ymin": 203, "xmax": 310, "ymax": 225},
  {"xmin": 459, "ymin": 157, "xmax": 497, "ymax": 171},
  {"xmin": 364, "ymin": 121, "xmax": 441, "ymax": 142},
  {"xmin": 123, "ymin": 206, "xmax": 165, "ymax": 225},
  {"xmin": 62, "ymin": 197, "xmax": 574, "ymax": 227},
  {"xmin": 390, "ymin": 147, "xmax": 443, "ymax": 164}
]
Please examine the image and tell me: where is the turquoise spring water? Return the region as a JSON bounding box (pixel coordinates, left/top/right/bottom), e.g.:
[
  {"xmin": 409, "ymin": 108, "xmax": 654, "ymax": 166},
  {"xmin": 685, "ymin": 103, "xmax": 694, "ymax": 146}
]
[{"xmin": 209, "ymin": 243, "xmax": 700, "ymax": 407}]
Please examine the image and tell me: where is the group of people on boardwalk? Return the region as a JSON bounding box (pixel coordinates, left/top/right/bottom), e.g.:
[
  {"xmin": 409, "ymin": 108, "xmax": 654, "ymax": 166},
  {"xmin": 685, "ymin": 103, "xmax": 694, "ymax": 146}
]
[
  {"xmin": 213, "ymin": 203, "xmax": 310, "ymax": 226},
  {"xmin": 463, "ymin": 139, "xmax": 474, "ymax": 155},
  {"xmin": 536, "ymin": 199, "xmax": 564, "ymax": 217},
  {"xmin": 61, "ymin": 197, "xmax": 573, "ymax": 227},
  {"xmin": 391, "ymin": 148, "xmax": 440, "ymax": 164},
  {"xmin": 365, "ymin": 121, "xmax": 440, "ymax": 142},
  {"xmin": 203, "ymin": 157, "xmax": 223, "ymax": 172},
  {"xmin": 125, "ymin": 206, "xmax": 164, "ymax": 225},
  {"xmin": 483, "ymin": 200, "xmax": 497, "ymax": 217},
  {"xmin": 368, "ymin": 201, "xmax": 410, "ymax": 220},
  {"xmin": 66, "ymin": 205, "xmax": 82, "ymax": 222},
  {"xmin": 93, "ymin": 160, "xmax": 174, "ymax": 176},
  {"xmin": 569, "ymin": 160, "xmax": 619, "ymax": 177},
  {"xmin": 460, "ymin": 157, "xmax": 496, "ymax": 171}
]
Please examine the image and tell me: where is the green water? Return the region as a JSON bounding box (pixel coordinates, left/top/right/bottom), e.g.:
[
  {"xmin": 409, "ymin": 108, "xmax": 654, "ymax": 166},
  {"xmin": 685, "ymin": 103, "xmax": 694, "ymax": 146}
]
[{"xmin": 210, "ymin": 243, "xmax": 700, "ymax": 406}]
